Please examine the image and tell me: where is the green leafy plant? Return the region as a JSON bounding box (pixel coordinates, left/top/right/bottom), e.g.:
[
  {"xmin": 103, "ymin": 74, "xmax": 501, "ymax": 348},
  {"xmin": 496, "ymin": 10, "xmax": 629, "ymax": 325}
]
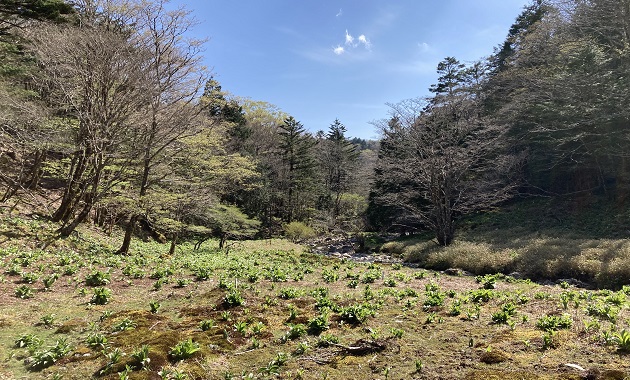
[
  {"xmin": 278, "ymin": 287, "xmax": 303, "ymax": 299},
  {"xmin": 149, "ymin": 301, "xmax": 161, "ymax": 313},
  {"xmin": 321, "ymin": 269, "xmax": 339, "ymax": 283},
  {"xmin": 339, "ymin": 303, "xmax": 375, "ymax": 325},
  {"xmin": 42, "ymin": 274, "xmax": 59, "ymax": 290},
  {"xmin": 169, "ymin": 339, "xmax": 200, "ymax": 361},
  {"xmin": 85, "ymin": 270, "xmax": 110, "ymax": 286},
  {"xmin": 200, "ymin": 319, "xmax": 216, "ymax": 331},
  {"xmin": 40, "ymin": 313, "xmax": 56, "ymax": 327},
  {"xmin": 491, "ymin": 302, "xmax": 517, "ymax": 325},
  {"xmin": 90, "ymin": 287, "xmax": 112, "ymax": 305},
  {"xmin": 131, "ymin": 344, "xmax": 151, "ymax": 369},
  {"xmin": 536, "ymin": 314, "xmax": 573, "ymax": 331},
  {"xmin": 307, "ymin": 311, "xmax": 330, "ymax": 335},
  {"xmin": 86, "ymin": 333, "xmax": 108, "ymax": 350},
  {"xmin": 224, "ymin": 288, "xmax": 244, "ymax": 308},
  {"xmin": 389, "ymin": 327, "xmax": 404, "ymax": 338},
  {"xmin": 15, "ymin": 334, "xmax": 43, "ymax": 350},
  {"xmin": 29, "ymin": 338, "xmax": 72, "ymax": 370},
  {"xmin": 20, "ymin": 271, "xmax": 39, "ymax": 284},
  {"xmin": 284, "ymin": 323, "xmax": 307, "ymax": 341},
  {"xmin": 15, "ymin": 284, "xmax": 34, "ymax": 299},
  {"xmin": 113, "ymin": 318, "xmax": 136, "ymax": 332},
  {"xmin": 613, "ymin": 329, "xmax": 630, "ymax": 352}
]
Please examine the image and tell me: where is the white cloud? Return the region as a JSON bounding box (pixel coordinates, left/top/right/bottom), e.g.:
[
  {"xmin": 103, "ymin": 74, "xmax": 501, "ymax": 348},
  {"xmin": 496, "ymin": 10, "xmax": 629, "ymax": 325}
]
[
  {"xmin": 345, "ymin": 30, "xmax": 354, "ymax": 45},
  {"xmin": 418, "ymin": 42, "xmax": 430, "ymax": 53},
  {"xmin": 336, "ymin": 8, "xmax": 343, "ymax": 17},
  {"xmin": 333, "ymin": 45, "xmax": 345, "ymax": 55},
  {"xmin": 358, "ymin": 34, "xmax": 371, "ymax": 50}
]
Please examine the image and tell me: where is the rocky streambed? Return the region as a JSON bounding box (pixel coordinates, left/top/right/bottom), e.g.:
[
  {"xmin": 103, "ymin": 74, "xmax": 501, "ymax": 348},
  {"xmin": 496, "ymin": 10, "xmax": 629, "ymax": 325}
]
[{"xmin": 306, "ymin": 236, "xmax": 402, "ymax": 264}]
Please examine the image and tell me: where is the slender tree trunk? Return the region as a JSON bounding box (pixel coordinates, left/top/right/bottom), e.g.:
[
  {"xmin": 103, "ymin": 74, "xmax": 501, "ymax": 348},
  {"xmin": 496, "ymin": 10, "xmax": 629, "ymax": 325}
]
[
  {"xmin": 168, "ymin": 233, "xmax": 177, "ymax": 255},
  {"xmin": 57, "ymin": 157, "xmax": 103, "ymax": 237},
  {"xmin": 58, "ymin": 200, "xmax": 92, "ymax": 237},
  {"xmin": 26, "ymin": 149, "xmax": 46, "ymax": 190},
  {"xmin": 53, "ymin": 149, "xmax": 89, "ymax": 222},
  {"xmin": 116, "ymin": 214, "xmax": 137, "ymax": 255}
]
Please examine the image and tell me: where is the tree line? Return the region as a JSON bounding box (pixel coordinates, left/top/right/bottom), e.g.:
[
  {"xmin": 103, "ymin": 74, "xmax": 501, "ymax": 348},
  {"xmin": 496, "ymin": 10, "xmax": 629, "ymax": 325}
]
[
  {"xmin": 0, "ymin": 0, "xmax": 373, "ymax": 253},
  {"xmin": 1, "ymin": 0, "xmax": 629, "ymax": 250},
  {"xmin": 368, "ymin": 0, "xmax": 630, "ymax": 244}
]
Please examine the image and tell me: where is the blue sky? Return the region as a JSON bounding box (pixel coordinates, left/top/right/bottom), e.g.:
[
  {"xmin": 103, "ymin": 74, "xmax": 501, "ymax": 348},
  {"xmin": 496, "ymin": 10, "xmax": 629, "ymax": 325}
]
[{"xmin": 169, "ymin": 1, "xmax": 530, "ymax": 139}]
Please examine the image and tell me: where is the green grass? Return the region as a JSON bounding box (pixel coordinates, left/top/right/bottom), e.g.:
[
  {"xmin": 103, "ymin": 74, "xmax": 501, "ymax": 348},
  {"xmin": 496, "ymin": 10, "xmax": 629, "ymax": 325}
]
[{"xmin": 0, "ymin": 209, "xmax": 630, "ymax": 379}]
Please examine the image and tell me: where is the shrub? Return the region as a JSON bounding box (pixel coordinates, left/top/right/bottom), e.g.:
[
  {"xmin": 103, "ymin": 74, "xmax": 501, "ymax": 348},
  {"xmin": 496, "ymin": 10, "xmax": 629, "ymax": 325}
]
[{"xmin": 284, "ymin": 222, "xmax": 316, "ymax": 242}]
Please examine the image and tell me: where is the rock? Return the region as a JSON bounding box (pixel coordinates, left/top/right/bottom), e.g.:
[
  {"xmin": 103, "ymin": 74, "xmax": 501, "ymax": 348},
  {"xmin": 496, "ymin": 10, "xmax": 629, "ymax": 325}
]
[
  {"xmin": 444, "ymin": 268, "xmax": 463, "ymax": 276},
  {"xmin": 341, "ymin": 245, "xmax": 354, "ymax": 253}
]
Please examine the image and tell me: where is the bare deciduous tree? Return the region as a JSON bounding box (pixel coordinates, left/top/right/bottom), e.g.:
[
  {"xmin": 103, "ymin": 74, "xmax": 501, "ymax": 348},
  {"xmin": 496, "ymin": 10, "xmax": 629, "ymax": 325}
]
[
  {"xmin": 372, "ymin": 58, "xmax": 522, "ymax": 245},
  {"xmin": 29, "ymin": 2, "xmax": 150, "ymax": 236}
]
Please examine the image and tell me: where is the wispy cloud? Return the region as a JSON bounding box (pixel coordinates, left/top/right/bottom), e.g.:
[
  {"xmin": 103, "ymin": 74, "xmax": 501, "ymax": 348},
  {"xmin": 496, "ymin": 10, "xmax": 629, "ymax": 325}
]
[
  {"xmin": 358, "ymin": 35, "xmax": 371, "ymax": 50},
  {"xmin": 336, "ymin": 8, "xmax": 343, "ymax": 17},
  {"xmin": 333, "ymin": 30, "xmax": 372, "ymax": 56},
  {"xmin": 418, "ymin": 42, "xmax": 430, "ymax": 53},
  {"xmin": 345, "ymin": 30, "xmax": 354, "ymax": 45}
]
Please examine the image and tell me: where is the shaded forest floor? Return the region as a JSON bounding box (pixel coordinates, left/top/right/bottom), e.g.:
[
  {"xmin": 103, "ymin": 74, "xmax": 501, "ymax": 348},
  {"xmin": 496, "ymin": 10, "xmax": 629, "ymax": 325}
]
[{"xmin": 1, "ymin": 201, "xmax": 630, "ymax": 379}]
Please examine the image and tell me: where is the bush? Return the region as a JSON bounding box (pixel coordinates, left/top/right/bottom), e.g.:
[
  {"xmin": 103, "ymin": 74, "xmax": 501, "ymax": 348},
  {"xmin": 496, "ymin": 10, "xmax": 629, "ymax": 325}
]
[{"xmin": 283, "ymin": 222, "xmax": 316, "ymax": 242}]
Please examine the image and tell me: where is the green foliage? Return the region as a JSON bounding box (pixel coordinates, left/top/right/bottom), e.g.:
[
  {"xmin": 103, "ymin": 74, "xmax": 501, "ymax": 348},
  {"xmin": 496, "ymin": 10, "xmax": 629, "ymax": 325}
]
[
  {"xmin": 28, "ymin": 338, "xmax": 72, "ymax": 370},
  {"xmin": 491, "ymin": 303, "xmax": 517, "ymax": 325},
  {"xmin": 15, "ymin": 284, "xmax": 34, "ymax": 299},
  {"xmin": 536, "ymin": 314, "xmax": 573, "ymax": 331},
  {"xmin": 131, "ymin": 345, "xmax": 151, "ymax": 369},
  {"xmin": 339, "ymin": 303, "xmax": 376, "ymax": 324},
  {"xmin": 307, "ymin": 312, "xmax": 330, "ymax": 335},
  {"xmin": 90, "ymin": 287, "xmax": 112, "ymax": 305},
  {"xmin": 169, "ymin": 339, "xmax": 200, "ymax": 361},
  {"xmin": 283, "ymin": 222, "xmax": 316, "ymax": 241},
  {"xmin": 85, "ymin": 270, "xmax": 110, "ymax": 286},
  {"xmin": 113, "ymin": 318, "xmax": 136, "ymax": 332},
  {"xmin": 284, "ymin": 324, "xmax": 307, "ymax": 341},
  {"xmin": 200, "ymin": 319, "xmax": 216, "ymax": 331},
  {"xmin": 278, "ymin": 287, "xmax": 303, "ymax": 299},
  {"xmin": 613, "ymin": 330, "xmax": 630, "ymax": 352},
  {"xmin": 86, "ymin": 333, "xmax": 108, "ymax": 350},
  {"xmin": 224, "ymin": 288, "xmax": 244, "ymax": 308}
]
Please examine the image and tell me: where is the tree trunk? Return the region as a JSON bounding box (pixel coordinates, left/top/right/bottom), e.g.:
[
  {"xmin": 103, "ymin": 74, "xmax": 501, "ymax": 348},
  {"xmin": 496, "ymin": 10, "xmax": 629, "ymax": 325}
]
[
  {"xmin": 168, "ymin": 233, "xmax": 177, "ymax": 255},
  {"xmin": 116, "ymin": 215, "xmax": 137, "ymax": 255},
  {"xmin": 57, "ymin": 200, "xmax": 92, "ymax": 237},
  {"xmin": 26, "ymin": 149, "xmax": 46, "ymax": 190},
  {"xmin": 52, "ymin": 150, "xmax": 89, "ymax": 223}
]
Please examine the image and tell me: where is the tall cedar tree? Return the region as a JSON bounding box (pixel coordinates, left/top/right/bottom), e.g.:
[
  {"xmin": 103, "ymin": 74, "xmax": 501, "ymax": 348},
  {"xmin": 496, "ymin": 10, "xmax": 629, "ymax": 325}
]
[
  {"xmin": 319, "ymin": 119, "xmax": 358, "ymax": 222},
  {"xmin": 277, "ymin": 116, "xmax": 316, "ymax": 223}
]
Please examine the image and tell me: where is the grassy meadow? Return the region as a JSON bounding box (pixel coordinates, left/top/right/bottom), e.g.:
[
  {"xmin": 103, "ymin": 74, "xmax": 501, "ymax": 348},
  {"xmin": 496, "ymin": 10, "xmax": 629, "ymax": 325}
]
[{"xmin": 1, "ymin": 203, "xmax": 630, "ymax": 379}]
